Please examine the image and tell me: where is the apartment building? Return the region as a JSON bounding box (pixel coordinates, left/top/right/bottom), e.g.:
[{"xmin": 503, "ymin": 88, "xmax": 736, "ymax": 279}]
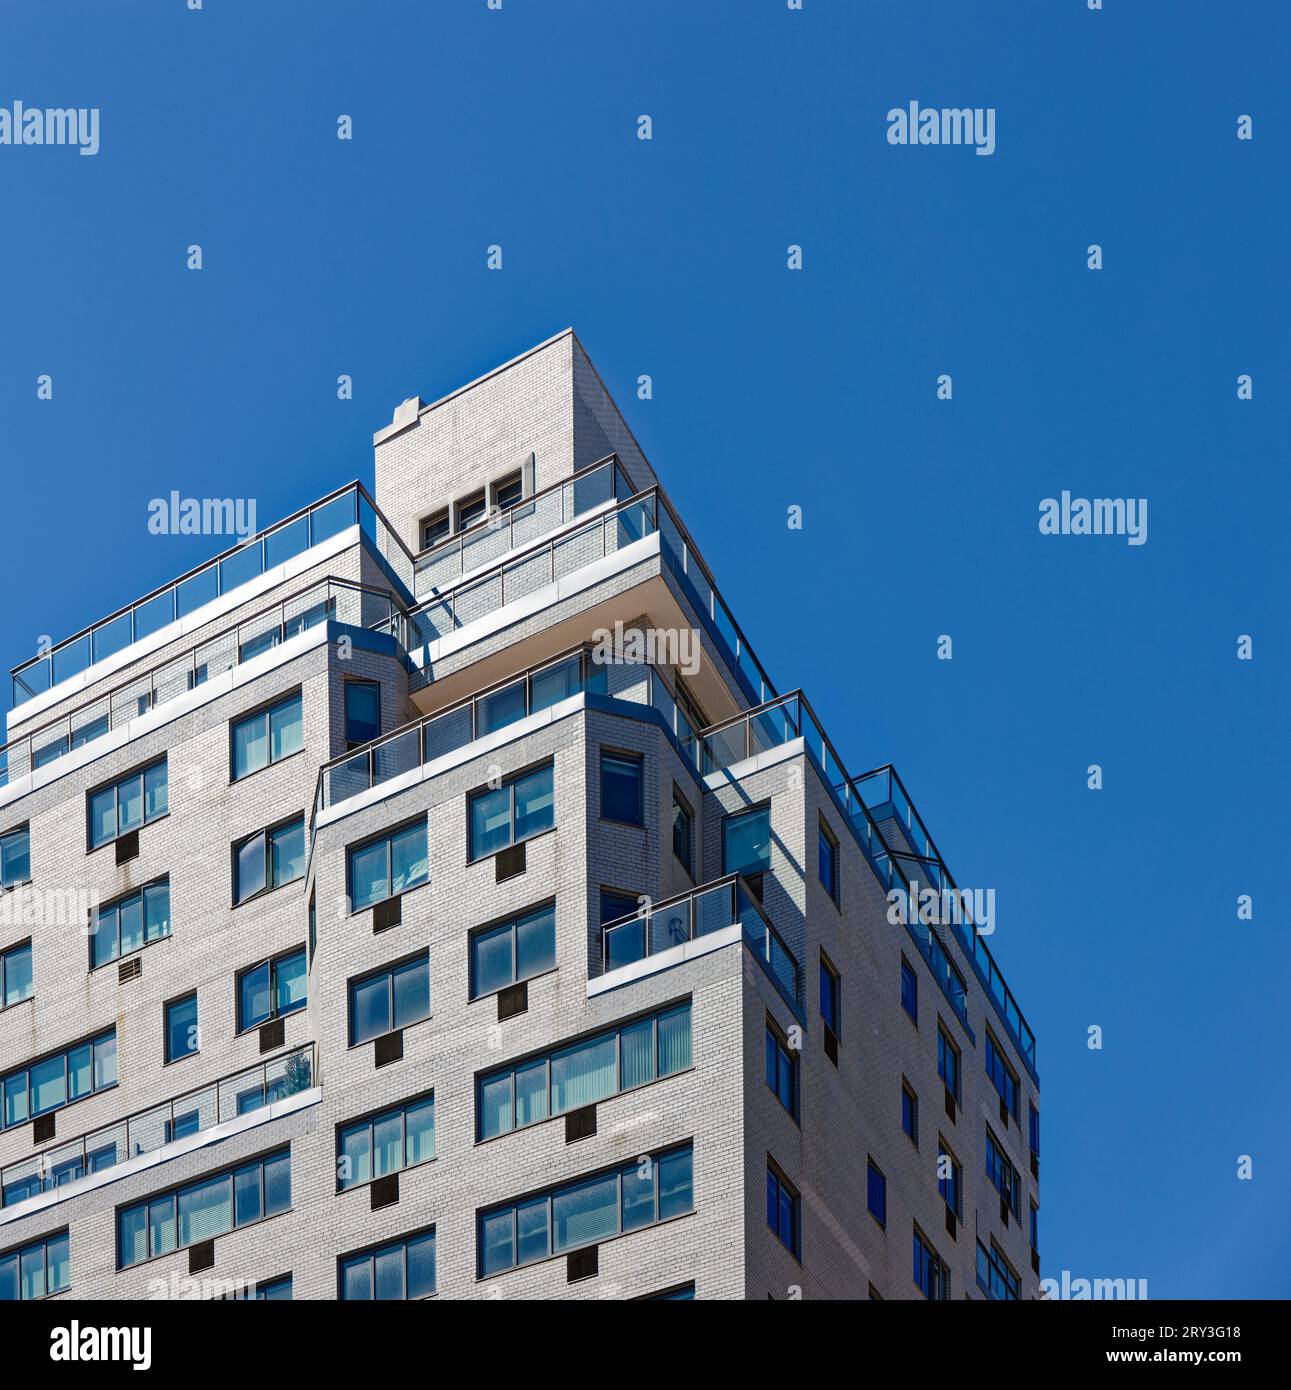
[{"xmin": 0, "ymin": 329, "xmax": 1040, "ymax": 1301}]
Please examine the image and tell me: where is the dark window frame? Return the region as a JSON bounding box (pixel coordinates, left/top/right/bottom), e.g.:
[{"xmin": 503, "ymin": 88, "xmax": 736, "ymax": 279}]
[
  {"xmin": 468, "ymin": 900, "xmax": 557, "ymax": 1002},
  {"xmin": 343, "ymin": 677, "xmax": 382, "ymax": 748},
  {"xmin": 339, "ymin": 1224, "xmax": 438, "ymax": 1301},
  {"xmin": 346, "ymin": 949, "xmax": 431, "ymax": 1047},
  {"xmin": 228, "ymin": 689, "xmax": 303, "ymax": 784},
  {"xmin": 86, "ymin": 758, "xmax": 168, "ymax": 851},
  {"xmin": 817, "ymin": 815, "xmax": 840, "ymax": 906},
  {"xmin": 335, "ymin": 1088, "xmax": 436, "ymax": 1193},
  {"xmin": 164, "ymin": 991, "xmax": 199, "ymax": 1065},
  {"xmin": 466, "ymin": 760, "xmax": 555, "ymax": 863},
  {"xmin": 235, "ymin": 946, "xmax": 307, "ymax": 1034},
  {"xmin": 599, "ymin": 748, "xmax": 644, "ymax": 827},
  {"xmin": 232, "ymin": 813, "xmax": 305, "ymax": 907},
  {"xmin": 670, "ymin": 785, "xmax": 694, "ymax": 876},
  {"xmin": 345, "ymin": 816, "xmax": 429, "ymax": 913},
  {"xmin": 89, "ymin": 877, "xmax": 171, "ymax": 972}
]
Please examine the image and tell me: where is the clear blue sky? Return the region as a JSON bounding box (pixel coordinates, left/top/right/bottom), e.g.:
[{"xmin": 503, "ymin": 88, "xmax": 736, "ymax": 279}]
[{"xmin": 1, "ymin": 1, "xmax": 1286, "ymax": 1298}]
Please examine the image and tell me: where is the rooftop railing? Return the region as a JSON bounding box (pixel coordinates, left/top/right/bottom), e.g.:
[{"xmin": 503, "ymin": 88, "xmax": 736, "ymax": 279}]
[
  {"xmin": 692, "ymin": 692, "xmax": 1036, "ymax": 1074},
  {"xmin": 413, "ymin": 456, "xmax": 635, "ymax": 598},
  {"xmin": 0, "ymin": 577, "xmax": 405, "ymax": 791},
  {"xmin": 1, "ymin": 1044, "xmax": 315, "ymax": 1212},
  {"xmin": 598, "ymin": 874, "xmax": 802, "ymax": 1015},
  {"xmin": 11, "ymin": 481, "xmax": 414, "ymax": 708}
]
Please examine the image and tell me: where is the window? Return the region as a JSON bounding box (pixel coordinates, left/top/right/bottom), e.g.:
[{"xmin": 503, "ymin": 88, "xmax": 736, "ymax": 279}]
[
  {"xmin": 723, "ymin": 805, "xmax": 771, "ymax": 879},
  {"xmin": 818, "ymin": 817, "xmax": 838, "ymax": 902},
  {"xmin": 600, "ymin": 888, "xmax": 638, "ymax": 926},
  {"xmin": 820, "ymin": 954, "xmax": 841, "ymax": 1038},
  {"xmin": 344, "ymin": 679, "xmax": 380, "ymax": 747},
  {"xmin": 1029, "ymin": 1102, "xmax": 1040, "ymax": 1161},
  {"xmin": 456, "ymin": 489, "xmax": 487, "ymax": 532},
  {"xmin": 901, "ymin": 1080, "xmax": 918, "ymax": 1146},
  {"xmin": 479, "ymin": 1144, "xmax": 693, "ymax": 1276},
  {"xmin": 600, "ymin": 751, "xmax": 643, "ymax": 825},
  {"xmin": 420, "ymin": 507, "xmax": 450, "ymax": 551},
  {"xmin": 469, "ymin": 903, "xmax": 555, "ymax": 1000},
  {"xmin": 237, "ymin": 948, "xmax": 307, "ymax": 1032},
  {"xmin": 0, "ymin": 827, "xmax": 30, "ymax": 889},
  {"xmin": 468, "ymin": 762, "xmax": 554, "ymax": 860},
  {"xmin": 985, "ymin": 1032, "xmax": 1019, "ymax": 1119},
  {"xmin": 938, "ymin": 1142, "xmax": 962, "ymax": 1219},
  {"xmin": 341, "ymin": 1228, "xmax": 436, "ymax": 1300},
  {"xmin": 348, "ymin": 952, "xmax": 430, "ymax": 1045},
  {"xmin": 766, "ymin": 1163, "xmax": 800, "ymax": 1257},
  {"xmin": 671, "ymin": 790, "xmax": 693, "ymax": 873},
  {"xmin": 478, "ymin": 1003, "xmax": 691, "ymax": 1141},
  {"xmin": 220, "ymin": 1275, "xmax": 293, "ymax": 1300},
  {"xmin": 0, "ymin": 1231, "xmax": 69, "ymax": 1301},
  {"xmin": 233, "ymin": 816, "xmax": 305, "ymax": 905},
  {"xmin": 913, "ymin": 1226, "xmax": 950, "ymax": 1300},
  {"xmin": 937, "ymin": 1024, "xmax": 961, "ymax": 1101},
  {"xmin": 91, "ymin": 879, "xmax": 170, "ymax": 970},
  {"xmin": 1, "ymin": 941, "xmax": 33, "ymax": 1009},
  {"xmin": 900, "ymin": 956, "xmax": 918, "ymax": 1023},
  {"xmin": 765, "ymin": 1021, "xmax": 798, "ymax": 1119},
  {"xmin": 1030, "ymin": 1201, "xmax": 1040, "ymax": 1253},
  {"xmin": 348, "ymin": 821, "xmax": 428, "ymax": 911},
  {"xmin": 88, "ymin": 760, "xmax": 167, "ymax": 849},
  {"xmin": 3, "ymin": 1030, "xmax": 116, "ymax": 1130},
  {"xmin": 642, "ymin": 1283, "xmax": 695, "ymax": 1300},
  {"xmin": 986, "ymin": 1129, "xmax": 1021, "ymax": 1217},
  {"xmin": 165, "ymin": 993, "xmax": 198, "ymax": 1064},
  {"xmin": 866, "ymin": 1159, "xmax": 886, "ymax": 1227},
  {"xmin": 493, "ymin": 471, "xmax": 524, "ymax": 512},
  {"xmin": 338, "ymin": 1093, "xmax": 435, "ymax": 1190},
  {"xmin": 231, "ymin": 692, "xmax": 302, "ymax": 781},
  {"xmin": 976, "ymin": 1239, "xmax": 1019, "ymax": 1301},
  {"xmin": 117, "ymin": 1149, "xmax": 290, "ymax": 1269}
]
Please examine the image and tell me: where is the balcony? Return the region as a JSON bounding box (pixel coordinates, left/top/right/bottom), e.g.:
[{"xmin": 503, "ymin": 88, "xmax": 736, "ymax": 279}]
[
  {"xmin": 10, "ymin": 481, "xmax": 414, "ymax": 710},
  {"xmin": 595, "ymin": 874, "xmax": 803, "ymax": 1018},
  {"xmin": 0, "ymin": 577, "xmax": 405, "ymax": 792},
  {"xmin": 0, "ymin": 1044, "xmax": 316, "ymax": 1214}
]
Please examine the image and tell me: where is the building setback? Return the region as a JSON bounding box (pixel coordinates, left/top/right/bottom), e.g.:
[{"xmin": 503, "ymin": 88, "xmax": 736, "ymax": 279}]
[{"xmin": 0, "ymin": 330, "xmax": 1040, "ymax": 1301}]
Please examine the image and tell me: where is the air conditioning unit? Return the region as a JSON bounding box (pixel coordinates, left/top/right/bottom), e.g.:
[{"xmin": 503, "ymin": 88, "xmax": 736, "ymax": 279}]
[
  {"xmin": 118, "ymin": 956, "xmax": 142, "ymax": 985},
  {"xmin": 495, "ymin": 842, "xmax": 526, "ymax": 882},
  {"xmin": 373, "ymin": 896, "xmax": 402, "ymax": 933},
  {"xmin": 370, "ymin": 1173, "xmax": 400, "ymax": 1211},
  {"xmin": 374, "ymin": 1030, "xmax": 404, "ymax": 1068},
  {"xmin": 115, "ymin": 830, "xmax": 140, "ymax": 866},
  {"xmin": 565, "ymin": 1105, "xmax": 597, "ymax": 1144},
  {"xmin": 497, "ymin": 981, "xmax": 528, "ymax": 1021},
  {"xmin": 259, "ymin": 1018, "xmax": 285, "ymax": 1054},
  {"xmin": 567, "ymin": 1247, "xmax": 598, "ymax": 1283}
]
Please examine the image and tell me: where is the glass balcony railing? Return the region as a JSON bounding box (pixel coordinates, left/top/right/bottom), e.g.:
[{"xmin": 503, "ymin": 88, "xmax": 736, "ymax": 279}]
[
  {"xmin": 1, "ymin": 577, "xmax": 405, "ymax": 791},
  {"xmin": 10, "ymin": 482, "xmax": 414, "ymax": 708},
  {"xmin": 691, "ymin": 693, "xmax": 1036, "ymax": 1075},
  {"xmin": 413, "ymin": 456, "xmax": 635, "ymax": 598},
  {"xmin": 598, "ymin": 874, "xmax": 802, "ymax": 1015},
  {"xmin": 0, "ymin": 1044, "xmax": 315, "ymax": 1210}
]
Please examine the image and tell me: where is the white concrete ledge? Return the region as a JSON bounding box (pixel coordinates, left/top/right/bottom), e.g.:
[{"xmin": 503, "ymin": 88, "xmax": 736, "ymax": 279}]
[{"xmin": 586, "ymin": 922, "xmax": 742, "ymax": 998}]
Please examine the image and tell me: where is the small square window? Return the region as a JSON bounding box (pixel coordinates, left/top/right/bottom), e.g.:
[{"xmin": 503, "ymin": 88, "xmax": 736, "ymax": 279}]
[
  {"xmin": 600, "ymin": 751, "xmax": 643, "ymax": 825},
  {"xmin": 455, "ymin": 490, "xmax": 487, "ymax": 533},
  {"xmin": 420, "ymin": 508, "xmax": 450, "ymax": 551},
  {"xmin": 493, "ymin": 472, "xmax": 523, "ymax": 512},
  {"xmin": 165, "ymin": 993, "xmax": 198, "ymax": 1063},
  {"xmin": 344, "ymin": 680, "xmax": 380, "ymax": 747}
]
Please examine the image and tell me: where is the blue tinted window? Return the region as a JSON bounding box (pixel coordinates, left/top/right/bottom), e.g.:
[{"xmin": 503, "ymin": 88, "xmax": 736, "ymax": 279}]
[
  {"xmin": 348, "ymin": 954, "xmax": 430, "ymax": 1045},
  {"xmin": 165, "ymin": 993, "xmax": 198, "ymax": 1063},
  {"xmin": 0, "ymin": 828, "xmax": 30, "ymax": 889},
  {"xmin": 232, "ymin": 693, "xmax": 302, "ymax": 780},
  {"xmin": 866, "ymin": 1160, "xmax": 886, "ymax": 1227},
  {"xmin": 344, "ymin": 680, "xmax": 381, "ymax": 745},
  {"xmin": 347, "ymin": 821, "xmax": 428, "ymax": 910},
  {"xmin": 723, "ymin": 806, "xmax": 771, "ymax": 878},
  {"xmin": 1, "ymin": 942, "xmax": 33, "ymax": 1009},
  {"xmin": 469, "ymin": 764, "xmax": 554, "ymax": 860},
  {"xmin": 600, "ymin": 751, "xmax": 643, "ymax": 824},
  {"xmin": 901, "ymin": 1084, "xmax": 917, "ymax": 1144},
  {"xmin": 88, "ymin": 761, "xmax": 167, "ymax": 849},
  {"xmin": 900, "ymin": 959, "xmax": 918, "ymax": 1023},
  {"xmin": 766, "ymin": 1165, "xmax": 799, "ymax": 1256},
  {"xmin": 765, "ymin": 1025, "xmax": 796, "ymax": 1118},
  {"xmin": 237, "ymin": 948, "xmax": 306, "ymax": 1031},
  {"xmin": 470, "ymin": 903, "xmax": 555, "ymax": 999},
  {"xmin": 817, "ymin": 821, "xmax": 837, "ymax": 899},
  {"xmin": 820, "ymin": 957, "xmax": 840, "ymax": 1034}
]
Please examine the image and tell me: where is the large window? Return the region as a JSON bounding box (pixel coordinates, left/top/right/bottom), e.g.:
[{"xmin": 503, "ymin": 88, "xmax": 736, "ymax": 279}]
[
  {"xmin": 723, "ymin": 805, "xmax": 771, "ymax": 879},
  {"xmin": 468, "ymin": 763, "xmax": 554, "ymax": 860},
  {"xmin": 234, "ymin": 816, "xmax": 305, "ymax": 905},
  {"xmin": 165, "ymin": 993, "xmax": 198, "ymax": 1064},
  {"xmin": 479, "ymin": 1144, "xmax": 693, "ymax": 1277},
  {"xmin": 985, "ymin": 1033, "xmax": 1019, "ymax": 1119},
  {"xmin": 765, "ymin": 1021, "xmax": 797, "ymax": 1119},
  {"xmin": 766, "ymin": 1162, "xmax": 800, "ymax": 1257},
  {"xmin": 118, "ymin": 1149, "xmax": 291, "ymax": 1269},
  {"xmin": 344, "ymin": 679, "xmax": 381, "ymax": 747},
  {"xmin": 0, "ymin": 826, "xmax": 30, "ymax": 889},
  {"xmin": 91, "ymin": 879, "xmax": 170, "ymax": 970},
  {"xmin": 937, "ymin": 1024, "xmax": 961, "ymax": 1102},
  {"xmin": 341, "ymin": 1228, "xmax": 436, "ymax": 1300},
  {"xmin": 913, "ymin": 1226, "xmax": 950, "ymax": 1300},
  {"xmin": 469, "ymin": 903, "xmax": 555, "ymax": 1000},
  {"xmin": 338, "ymin": 1093, "xmax": 435, "ymax": 1190},
  {"xmin": 977, "ymin": 1239, "xmax": 1019, "ymax": 1301},
  {"xmin": 231, "ymin": 692, "xmax": 302, "ymax": 781},
  {"xmin": 600, "ymin": 750, "xmax": 643, "ymax": 825},
  {"xmin": 348, "ymin": 952, "xmax": 430, "ymax": 1045},
  {"xmin": 818, "ymin": 817, "xmax": 838, "ymax": 903},
  {"xmin": 1, "ymin": 941, "xmax": 33, "ymax": 1009},
  {"xmin": 900, "ymin": 956, "xmax": 918, "ymax": 1023},
  {"xmin": 0, "ymin": 1231, "xmax": 69, "ymax": 1301},
  {"xmin": 938, "ymin": 1142, "xmax": 962, "ymax": 1219},
  {"xmin": 866, "ymin": 1158, "xmax": 886, "ymax": 1227},
  {"xmin": 671, "ymin": 790, "xmax": 693, "ymax": 874},
  {"xmin": 478, "ymin": 1003, "xmax": 692, "ymax": 1141},
  {"xmin": 348, "ymin": 821, "xmax": 428, "ymax": 911},
  {"xmin": 88, "ymin": 759, "xmax": 167, "ymax": 849},
  {"xmin": 237, "ymin": 948, "xmax": 307, "ymax": 1032},
  {"xmin": 2, "ymin": 1029, "xmax": 116, "ymax": 1130},
  {"xmin": 986, "ymin": 1129, "xmax": 1021, "ymax": 1217}
]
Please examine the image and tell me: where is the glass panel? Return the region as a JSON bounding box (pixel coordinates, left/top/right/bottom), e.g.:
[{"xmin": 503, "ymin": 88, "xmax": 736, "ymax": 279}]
[
  {"xmin": 271, "ymin": 819, "xmax": 305, "ymax": 887},
  {"xmin": 116, "ymin": 774, "xmax": 144, "ymax": 833},
  {"xmin": 118, "ymin": 893, "xmax": 144, "ymax": 956},
  {"xmin": 67, "ymin": 1044, "xmax": 92, "ymax": 1100},
  {"xmin": 478, "ymin": 680, "xmax": 527, "ymax": 736},
  {"xmin": 392, "ymin": 955, "xmax": 430, "ymax": 1028},
  {"xmin": 310, "ymin": 491, "xmax": 356, "ymax": 546},
  {"xmin": 166, "ymin": 995, "xmax": 198, "ymax": 1061},
  {"xmin": 619, "ymin": 1017, "xmax": 655, "ymax": 1090},
  {"xmin": 472, "ymin": 923, "xmax": 513, "ymax": 997},
  {"xmin": 469, "ymin": 784, "xmax": 510, "ymax": 858},
  {"xmin": 177, "ymin": 1174, "xmax": 233, "ymax": 1245},
  {"xmin": 659, "ymin": 1148, "xmax": 693, "ymax": 1220},
  {"xmin": 143, "ymin": 761, "xmax": 168, "ymax": 820},
  {"xmin": 341, "ymin": 1256, "xmax": 372, "ymax": 1300},
  {"xmin": 372, "ymin": 1110, "xmax": 403, "ymax": 1178},
  {"xmin": 406, "ymin": 1231, "xmax": 436, "ymax": 1298},
  {"xmin": 30, "ymin": 1054, "xmax": 66, "ymax": 1115},
  {"xmin": 4, "ymin": 1071, "xmax": 29, "ymax": 1127},
  {"xmin": 176, "ymin": 566, "xmax": 219, "ymax": 618},
  {"xmin": 240, "ymin": 962, "xmax": 270, "ymax": 1030},
  {"xmin": 264, "ymin": 514, "xmax": 310, "ymax": 569},
  {"xmin": 144, "ymin": 881, "xmax": 171, "ymax": 942},
  {"xmin": 551, "ymin": 1033, "xmax": 617, "ymax": 1114},
  {"xmin": 92, "ymin": 906, "xmax": 119, "ymax": 968},
  {"xmin": 350, "ymin": 973, "xmax": 390, "ymax": 1044},
  {"xmin": 390, "ymin": 823, "xmax": 428, "ymax": 894},
  {"xmin": 233, "ymin": 712, "xmax": 268, "ymax": 779},
  {"xmin": 3, "ymin": 945, "xmax": 32, "ymax": 1006},
  {"xmin": 515, "ymin": 904, "xmax": 556, "ymax": 982},
  {"xmin": 516, "ymin": 1197, "xmax": 549, "ymax": 1266},
  {"xmin": 515, "ymin": 1059, "xmax": 548, "ymax": 1129},
  {"xmin": 657, "ymin": 1005, "xmax": 692, "ymax": 1075},
  {"xmin": 219, "ymin": 541, "xmax": 264, "ymax": 594},
  {"xmin": 263, "ymin": 1151, "xmax": 291, "ymax": 1216},
  {"xmin": 269, "ymin": 695, "xmax": 303, "ymax": 762},
  {"xmin": 601, "ymin": 753, "xmax": 642, "ymax": 824},
  {"xmin": 349, "ymin": 839, "xmax": 388, "ymax": 910},
  {"xmin": 480, "ymin": 1073, "xmax": 513, "ymax": 1139},
  {"xmin": 89, "ymin": 787, "xmax": 117, "ymax": 848},
  {"xmin": 93, "ymin": 1033, "xmax": 117, "ymax": 1089},
  {"xmin": 480, "ymin": 1208, "xmax": 515, "ymax": 1276},
  {"xmin": 621, "ymin": 1159, "xmax": 656, "ymax": 1231},
  {"xmin": 344, "ymin": 680, "xmax": 381, "ymax": 744},
  {"xmin": 551, "ymin": 1173, "xmax": 618, "ymax": 1252},
  {"xmin": 405, "ymin": 1097, "xmax": 435, "ymax": 1166},
  {"xmin": 513, "ymin": 766, "xmax": 554, "ymax": 839},
  {"xmin": 119, "ymin": 1205, "xmax": 148, "ymax": 1268},
  {"xmin": 373, "ymin": 1244, "xmax": 405, "ymax": 1300},
  {"xmin": 529, "ymin": 655, "xmax": 581, "ymax": 712},
  {"xmin": 92, "ymin": 610, "xmax": 134, "ymax": 664},
  {"xmin": 19, "ymin": 1245, "xmax": 44, "ymax": 1300},
  {"xmin": 236, "ymin": 834, "xmax": 266, "ymax": 903},
  {"xmin": 724, "ymin": 807, "xmax": 771, "ymax": 876},
  {"xmin": 339, "ymin": 1122, "xmax": 371, "ymax": 1189},
  {"xmin": 234, "ymin": 1164, "xmax": 262, "ymax": 1226},
  {"xmin": 275, "ymin": 950, "xmax": 307, "ymax": 1016}
]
